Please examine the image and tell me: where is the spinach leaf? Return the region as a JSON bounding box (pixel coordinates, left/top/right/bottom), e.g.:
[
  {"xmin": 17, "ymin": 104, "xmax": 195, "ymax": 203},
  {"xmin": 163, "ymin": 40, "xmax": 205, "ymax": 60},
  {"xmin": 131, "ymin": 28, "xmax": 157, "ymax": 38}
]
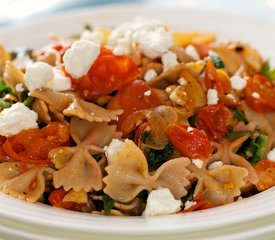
[
  {"xmin": 261, "ymin": 61, "xmax": 275, "ymax": 80},
  {"xmin": 231, "ymin": 108, "xmax": 248, "ymax": 124},
  {"xmin": 238, "ymin": 133, "xmax": 268, "ymax": 165},
  {"xmin": 146, "ymin": 143, "xmax": 174, "ymax": 171},
  {"xmin": 225, "ymin": 130, "xmax": 251, "ymax": 141},
  {"xmin": 210, "ymin": 55, "xmax": 225, "ymax": 69},
  {"xmin": 103, "ymin": 195, "xmax": 115, "ymax": 215}
]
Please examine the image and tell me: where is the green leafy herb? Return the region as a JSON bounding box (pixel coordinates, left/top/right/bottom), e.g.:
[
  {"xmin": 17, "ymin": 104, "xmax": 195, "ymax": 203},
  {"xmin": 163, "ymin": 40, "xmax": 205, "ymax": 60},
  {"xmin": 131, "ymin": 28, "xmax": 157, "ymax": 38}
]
[
  {"xmin": 141, "ymin": 131, "xmax": 151, "ymax": 144},
  {"xmin": 231, "ymin": 108, "xmax": 248, "ymax": 124},
  {"xmin": 261, "ymin": 60, "xmax": 275, "ymax": 80},
  {"xmin": 23, "ymin": 96, "xmax": 35, "ymax": 108},
  {"xmin": 0, "ymin": 100, "xmax": 12, "ymax": 108},
  {"xmin": 225, "ymin": 130, "xmax": 251, "ymax": 141},
  {"xmin": 84, "ymin": 23, "xmax": 93, "ymax": 31},
  {"xmin": 210, "ymin": 55, "xmax": 225, "ymax": 69},
  {"xmin": 103, "ymin": 195, "xmax": 115, "ymax": 215},
  {"xmin": 0, "ymin": 79, "xmax": 14, "ymax": 96},
  {"xmin": 146, "ymin": 143, "xmax": 174, "ymax": 171},
  {"xmin": 238, "ymin": 133, "xmax": 268, "ymax": 165}
]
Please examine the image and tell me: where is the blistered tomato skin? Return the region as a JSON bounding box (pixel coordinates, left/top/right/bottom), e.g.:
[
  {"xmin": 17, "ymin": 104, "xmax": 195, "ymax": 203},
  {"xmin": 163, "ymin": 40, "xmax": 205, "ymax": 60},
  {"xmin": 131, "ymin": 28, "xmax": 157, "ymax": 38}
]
[
  {"xmin": 107, "ymin": 79, "xmax": 164, "ymax": 132},
  {"xmin": 195, "ymin": 104, "xmax": 233, "ymax": 141},
  {"xmin": 71, "ymin": 48, "xmax": 138, "ymax": 100},
  {"xmin": 165, "ymin": 123, "xmax": 212, "ymax": 160},
  {"xmin": 244, "ymin": 74, "xmax": 275, "ymax": 112},
  {"xmin": 3, "ymin": 122, "xmax": 70, "ymax": 169}
]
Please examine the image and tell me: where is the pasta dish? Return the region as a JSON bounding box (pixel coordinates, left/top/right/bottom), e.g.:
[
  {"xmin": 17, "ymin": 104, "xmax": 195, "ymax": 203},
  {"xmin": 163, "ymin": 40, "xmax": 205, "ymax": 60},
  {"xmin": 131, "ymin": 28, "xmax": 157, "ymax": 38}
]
[{"xmin": 0, "ymin": 17, "xmax": 274, "ymax": 216}]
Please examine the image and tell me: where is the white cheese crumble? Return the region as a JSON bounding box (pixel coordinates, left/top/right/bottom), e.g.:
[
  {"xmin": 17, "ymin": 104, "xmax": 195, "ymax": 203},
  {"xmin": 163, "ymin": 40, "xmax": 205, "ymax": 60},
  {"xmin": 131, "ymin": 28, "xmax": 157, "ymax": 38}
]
[
  {"xmin": 208, "ymin": 161, "xmax": 223, "ymax": 170},
  {"xmin": 144, "ymin": 90, "xmax": 152, "ymax": 96},
  {"xmin": 80, "ymin": 30, "xmax": 104, "ymax": 44},
  {"xmin": 161, "ymin": 51, "xmax": 179, "ymax": 72},
  {"xmin": 104, "ymin": 139, "xmax": 125, "ymax": 159},
  {"xmin": 267, "ymin": 148, "xmax": 275, "ymax": 162},
  {"xmin": 49, "ymin": 68, "xmax": 72, "ymax": 91},
  {"xmin": 24, "ymin": 62, "xmax": 54, "ymax": 91},
  {"xmin": 178, "ymin": 77, "xmax": 187, "ymax": 86},
  {"xmin": 192, "ymin": 159, "xmax": 203, "ymax": 169},
  {"xmin": 144, "ymin": 69, "xmax": 157, "ymax": 82},
  {"xmin": 185, "ymin": 45, "xmax": 200, "ymax": 61},
  {"xmin": 15, "ymin": 83, "xmax": 24, "ymax": 93},
  {"xmin": 184, "ymin": 200, "xmax": 197, "ymax": 210},
  {"xmin": 24, "ymin": 62, "xmax": 71, "ymax": 92},
  {"xmin": 252, "ymin": 92, "xmax": 260, "ymax": 99},
  {"xmin": 63, "ymin": 40, "xmax": 100, "ymax": 78},
  {"xmin": 207, "ymin": 89, "xmax": 219, "ymax": 105},
  {"xmin": 107, "ymin": 17, "xmax": 173, "ymax": 59},
  {"xmin": 0, "ymin": 102, "xmax": 38, "ymax": 136},
  {"xmin": 142, "ymin": 188, "xmax": 182, "ymax": 217},
  {"xmin": 230, "ymin": 75, "xmax": 247, "ymax": 91}
]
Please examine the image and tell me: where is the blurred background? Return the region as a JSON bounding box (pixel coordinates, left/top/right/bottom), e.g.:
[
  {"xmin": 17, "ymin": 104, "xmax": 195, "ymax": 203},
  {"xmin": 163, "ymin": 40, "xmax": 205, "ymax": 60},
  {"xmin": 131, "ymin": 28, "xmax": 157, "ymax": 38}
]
[{"xmin": 0, "ymin": 0, "xmax": 275, "ymax": 28}]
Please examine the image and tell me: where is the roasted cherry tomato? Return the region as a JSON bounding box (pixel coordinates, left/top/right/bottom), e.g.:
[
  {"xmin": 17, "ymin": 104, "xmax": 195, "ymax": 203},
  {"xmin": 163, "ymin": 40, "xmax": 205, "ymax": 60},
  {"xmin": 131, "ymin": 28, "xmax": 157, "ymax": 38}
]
[
  {"xmin": 165, "ymin": 123, "xmax": 212, "ymax": 160},
  {"xmin": 71, "ymin": 48, "xmax": 138, "ymax": 100},
  {"xmin": 204, "ymin": 59, "xmax": 237, "ymax": 106},
  {"xmin": 254, "ymin": 160, "xmax": 275, "ymax": 191},
  {"xmin": 244, "ymin": 74, "xmax": 275, "ymax": 112},
  {"xmin": 108, "ymin": 79, "xmax": 164, "ymax": 132},
  {"xmin": 180, "ymin": 194, "xmax": 212, "ymax": 213},
  {"xmin": 48, "ymin": 188, "xmax": 83, "ymax": 212},
  {"xmin": 3, "ymin": 122, "xmax": 70, "ymax": 170},
  {"xmin": 195, "ymin": 104, "xmax": 233, "ymax": 141},
  {"xmin": 0, "ymin": 136, "xmax": 8, "ymax": 160}
]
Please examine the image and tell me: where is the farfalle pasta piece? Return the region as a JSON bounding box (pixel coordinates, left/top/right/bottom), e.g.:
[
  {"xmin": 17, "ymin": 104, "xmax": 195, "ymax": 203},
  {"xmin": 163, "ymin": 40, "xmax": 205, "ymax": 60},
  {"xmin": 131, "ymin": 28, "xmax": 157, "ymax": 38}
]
[
  {"xmin": 0, "ymin": 162, "xmax": 21, "ymax": 189},
  {"xmin": 3, "ymin": 61, "xmax": 25, "ymax": 98},
  {"xmin": 0, "ymin": 44, "xmax": 10, "ymax": 75},
  {"xmin": 103, "ymin": 139, "xmax": 190, "ymax": 202},
  {"xmin": 1, "ymin": 164, "xmax": 54, "ymax": 203},
  {"xmin": 63, "ymin": 98, "xmax": 123, "ymax": 122},
  {"xmin": 30, "ymin": 88, "xmax": 73, "ymax": 111},
  {"xmin": 63, "ymin": 189, "xmax": 88, "ymax": 204},
  {"xmin": 70, "ymin": 117, "xmax": 122, "ymax": 147},
  {"xmin": 52, "ymin": 147, "xmax": 103, "ymax": 192},
  {"xmin": 189, "ymin": 163, "xmax": 248, "ymax": 206},
  {"xmin": 31, "ymin": 89, "xmax": 123, "ymax": 123}
]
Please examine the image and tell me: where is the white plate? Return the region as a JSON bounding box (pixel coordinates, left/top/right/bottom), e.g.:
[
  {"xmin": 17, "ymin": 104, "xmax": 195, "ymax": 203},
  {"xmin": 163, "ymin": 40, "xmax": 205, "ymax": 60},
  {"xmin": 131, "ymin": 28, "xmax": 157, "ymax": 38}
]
[{"xmin": 0, "ymin": 3, "xmax": 275, "ymax": 240}]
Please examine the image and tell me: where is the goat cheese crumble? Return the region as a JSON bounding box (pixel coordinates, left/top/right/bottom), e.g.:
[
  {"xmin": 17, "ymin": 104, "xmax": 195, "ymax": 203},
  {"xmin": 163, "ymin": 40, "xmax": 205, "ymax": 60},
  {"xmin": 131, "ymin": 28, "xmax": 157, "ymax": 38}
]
[
  {"xmin": 267, "ymin": 148, "xmax": 275, "ymax": 162},
  {"xmin": 63, "ymin": 40, "xmax": 100, "ymax": 78},
  {"xmin": 207, "ymin": 89, "xmax": 219, "ymax": 105},
  {"xmin": 142, "ymin": 188, "xmax": 182, "ymax": 217},
  {"xmin": 0, "ymin": 103, "xmax": 38, "ymax": 136}
]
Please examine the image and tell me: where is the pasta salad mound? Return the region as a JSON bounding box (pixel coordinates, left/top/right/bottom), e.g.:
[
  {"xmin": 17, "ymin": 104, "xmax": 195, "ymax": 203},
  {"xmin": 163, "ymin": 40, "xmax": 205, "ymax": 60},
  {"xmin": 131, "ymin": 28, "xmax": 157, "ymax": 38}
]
[{"xmin": 0, "ymin": 17, "xmax": 275, "ymax": 217}]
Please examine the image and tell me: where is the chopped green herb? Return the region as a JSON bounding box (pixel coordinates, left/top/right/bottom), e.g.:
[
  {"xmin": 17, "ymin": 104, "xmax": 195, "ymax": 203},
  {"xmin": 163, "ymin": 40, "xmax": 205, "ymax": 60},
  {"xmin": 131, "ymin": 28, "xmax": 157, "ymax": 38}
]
[
  {"xmin": 210, "ymin": 55, "xmax": 225, "ymax": 69},
  {"xmin": 84, "ymin": 23, "xmax": 93, "ymax": 31},
  {"xmin": 231, "ymin": 108, "xmax": 248, "ymax": 124},
  {"xmin": 23, "ymin": 96, "xmax": 35, "ymax": 108},
  {"xmin": 0, "ymin": 100, "xmax": 12, "ymax": 108},
  {"xmin": 103, "ymin": 195, "xmax": 115, "ymax": 215},
  {"xmin": 261, "ymin": 60, "xmax": 275, "ymax": 80},
  {"xmin": 238, "ymin": 133, "xmax": 268, "ymax": 165},
  {"xmin": 141, "ymin": 131, "xmax": 151, "ymax": 144},
  {"xmin": 225, "ymin": 130, "xmax": 251, "ymax": 141},
  {"xmin": 146, "ymin": 143, "xmax": 174, "ymax": 171},
  {"xmin": 0, "ymin": 79, "xmax": 14, "ymax": 96}
]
